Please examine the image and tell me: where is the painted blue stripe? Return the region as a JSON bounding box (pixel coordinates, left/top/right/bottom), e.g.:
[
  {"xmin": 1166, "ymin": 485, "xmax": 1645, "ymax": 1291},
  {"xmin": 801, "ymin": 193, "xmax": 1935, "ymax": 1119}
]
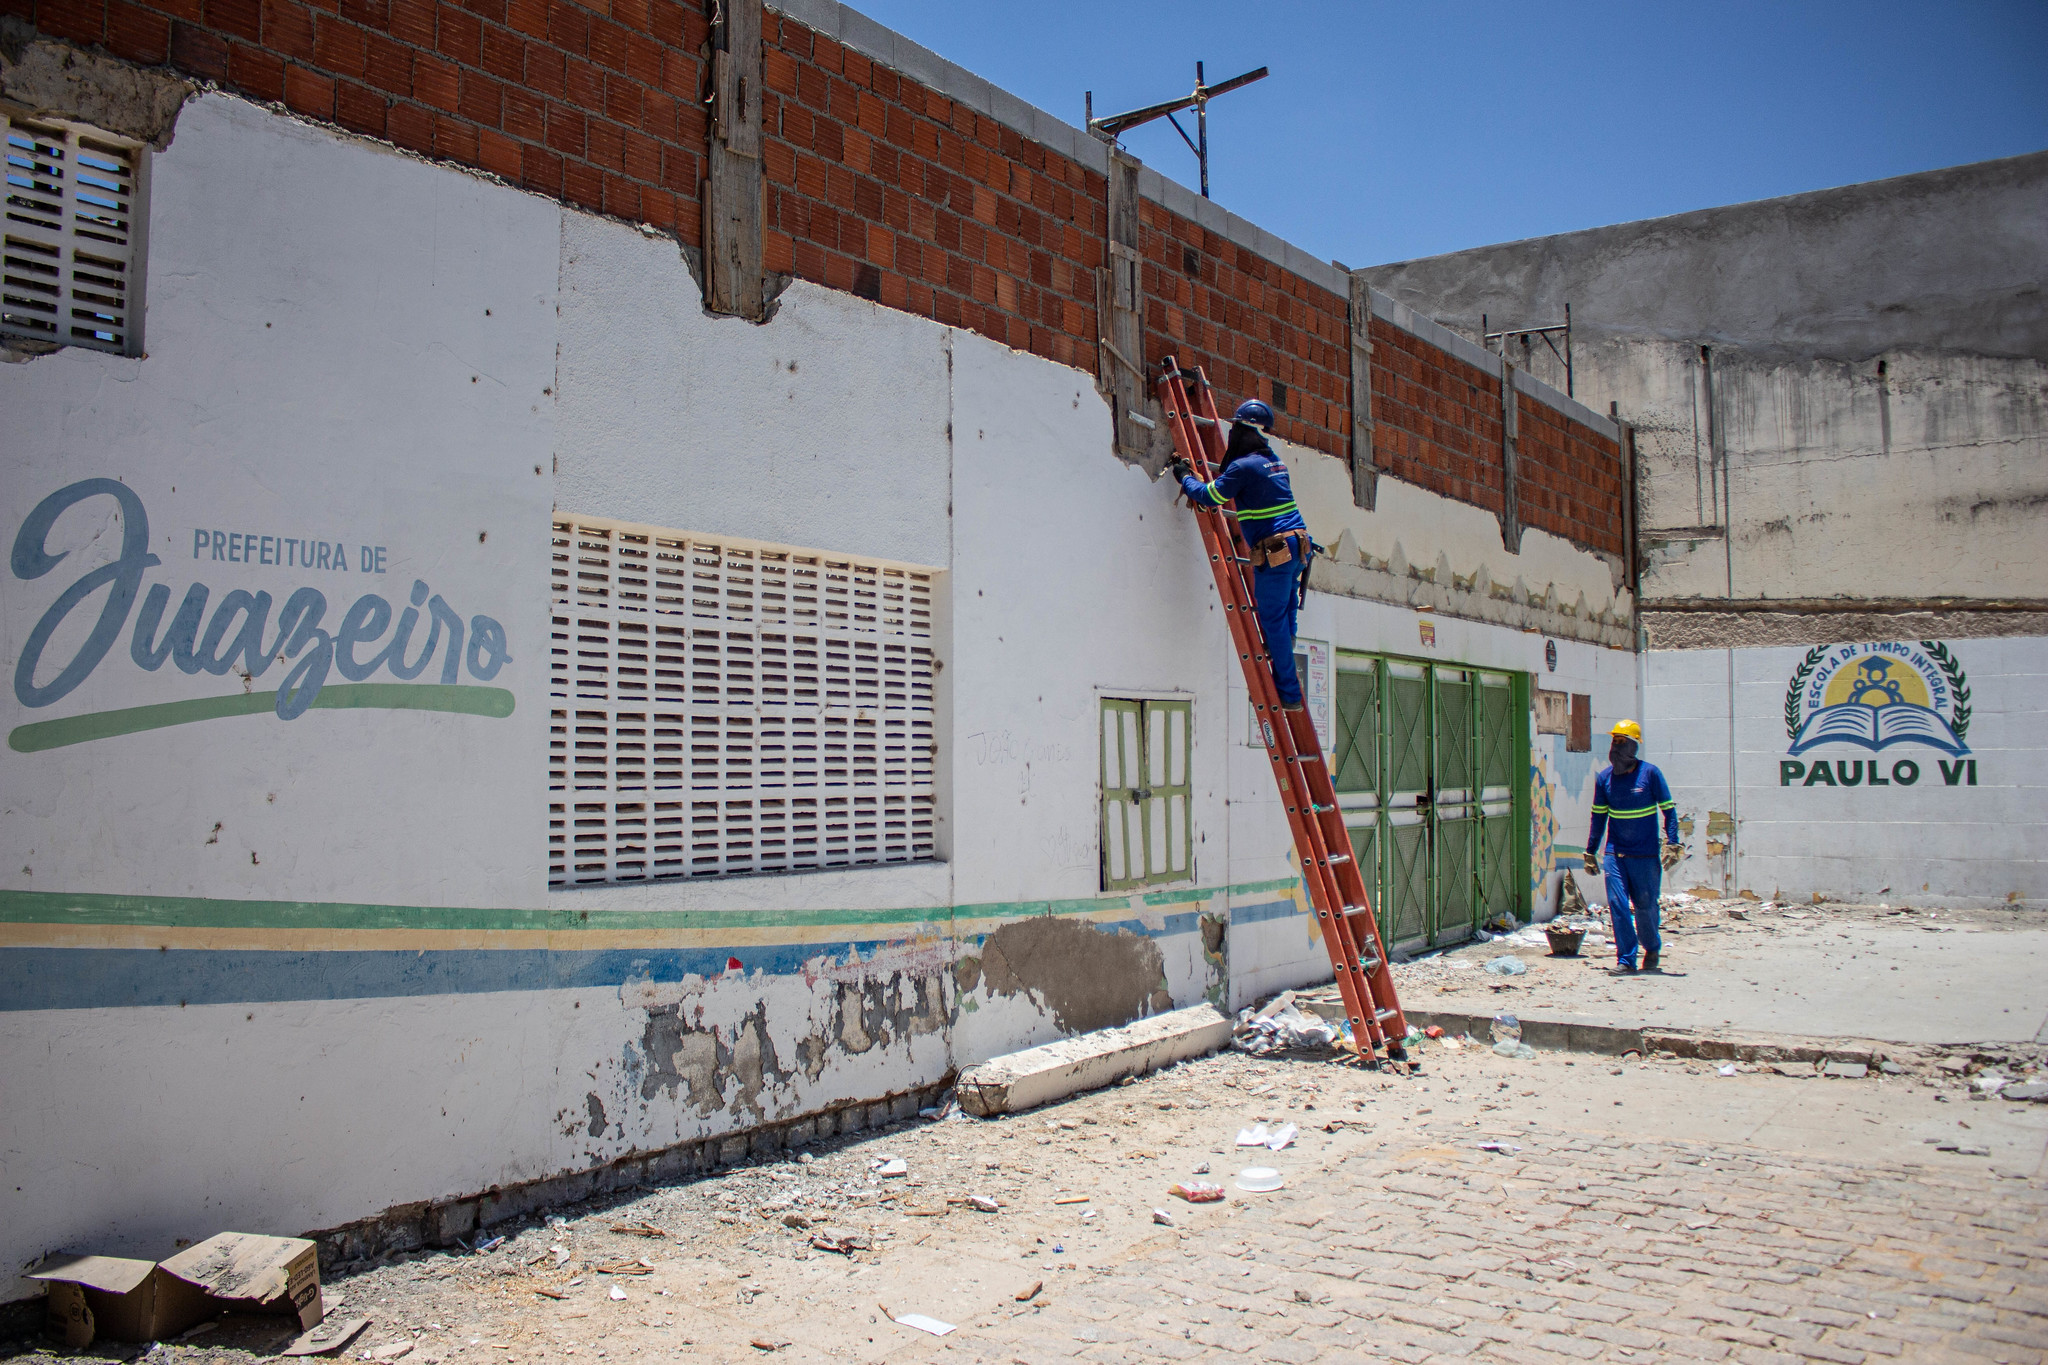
[
  {"xmin": 1222, "ymin": 897, "xmax": 1303, "ymax": 927},
  {"xmin": 0, "ymin": 911, "xmax": 1219, "ymax": 1012}
]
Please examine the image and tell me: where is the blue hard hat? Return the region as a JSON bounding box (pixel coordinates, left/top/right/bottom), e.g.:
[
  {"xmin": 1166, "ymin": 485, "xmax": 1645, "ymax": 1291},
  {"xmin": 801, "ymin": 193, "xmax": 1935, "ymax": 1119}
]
[{"xmin": 1232, "ymin": 399, "xmax": 1275, "ymax": 430}]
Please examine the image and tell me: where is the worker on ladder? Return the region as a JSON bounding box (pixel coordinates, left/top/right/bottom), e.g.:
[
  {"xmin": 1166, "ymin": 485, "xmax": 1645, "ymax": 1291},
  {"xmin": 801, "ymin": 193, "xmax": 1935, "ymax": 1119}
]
[{"xmin": 1172, "ymin": 399, "xmax": 1315, "ymax": 740}]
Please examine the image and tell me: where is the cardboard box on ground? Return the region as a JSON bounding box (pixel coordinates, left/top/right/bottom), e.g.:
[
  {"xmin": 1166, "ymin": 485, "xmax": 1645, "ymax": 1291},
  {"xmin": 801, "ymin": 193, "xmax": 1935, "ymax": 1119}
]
[{"xmin": 28, "ymin": 1233, "xmax": 324, "ymax": 1347}]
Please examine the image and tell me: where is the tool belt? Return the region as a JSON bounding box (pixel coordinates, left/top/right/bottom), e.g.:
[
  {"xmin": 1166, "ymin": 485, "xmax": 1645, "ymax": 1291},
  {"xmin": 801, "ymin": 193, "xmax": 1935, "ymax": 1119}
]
[{"xmin": 1249, "ymin": 531, "xmax": 1307, "ymax": 568}]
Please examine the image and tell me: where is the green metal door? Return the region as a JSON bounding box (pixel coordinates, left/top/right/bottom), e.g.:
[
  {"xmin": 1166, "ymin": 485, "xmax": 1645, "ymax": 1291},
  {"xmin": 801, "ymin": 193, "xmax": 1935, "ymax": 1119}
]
[
  {"xmin": 1333, "ymin": 663, "xmax": 1382, "ymax": 934},
  {"xmin": 1333, "ymin": 653, "xmax": 1532, "ymax": 950},
  {"xmin": 1476, "ymin": 672, "xmax": 1519, "ymax": 920},
  {"xmin": 1384, "ymin": 662, "xmax": 1431, "ymax": 944},
  {"xmin": 1432, "ymin": 667, "xmax": 1476, "ymax": 943}
]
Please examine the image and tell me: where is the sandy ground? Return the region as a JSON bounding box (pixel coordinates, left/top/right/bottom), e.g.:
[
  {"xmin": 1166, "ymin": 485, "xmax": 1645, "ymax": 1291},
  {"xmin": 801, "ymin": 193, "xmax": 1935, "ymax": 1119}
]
[{"xmin": 1394, "ymin": 899, "xmax": 2048, "ymax": 1046}]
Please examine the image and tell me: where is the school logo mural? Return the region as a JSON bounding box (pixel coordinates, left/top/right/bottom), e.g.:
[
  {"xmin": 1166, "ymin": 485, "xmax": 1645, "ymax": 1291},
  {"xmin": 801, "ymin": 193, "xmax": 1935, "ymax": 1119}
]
[
  {"xmin": 1779, "ymin": 640, "xmax": 1977, "ymax": 790},
  {"xmin": 1784, "ymin": 641, "xmax": 1970, "ymax": 756}
]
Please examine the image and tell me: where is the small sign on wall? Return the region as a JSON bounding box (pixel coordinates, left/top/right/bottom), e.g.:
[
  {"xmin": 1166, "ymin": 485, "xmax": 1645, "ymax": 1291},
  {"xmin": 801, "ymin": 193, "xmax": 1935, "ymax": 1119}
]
[
  {"xmin": 1302, "ymin": 639, "xmax": 1332, "ymax": 752},
  {"xmin": 1418, "ymin": 619, "xmax": 1437, "ymax": 648},
  {"xmin": 1247, "ymin": 639, "xmax": 1331, "ymax": 752}
]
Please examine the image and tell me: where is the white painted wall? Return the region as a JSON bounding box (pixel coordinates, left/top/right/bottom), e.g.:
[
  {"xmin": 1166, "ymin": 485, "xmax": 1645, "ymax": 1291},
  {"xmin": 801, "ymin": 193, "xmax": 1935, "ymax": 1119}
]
[
  {"xmin": 0, "ymin": 93, "xmax": 556, "ymax": 909},
  {"xmin": 1646, "ymin": 637, "xmax": 2048, "ymax": 906},
  {"xmin": 553, "ymin": 217, "xmax": 953, "ymax": 571}
]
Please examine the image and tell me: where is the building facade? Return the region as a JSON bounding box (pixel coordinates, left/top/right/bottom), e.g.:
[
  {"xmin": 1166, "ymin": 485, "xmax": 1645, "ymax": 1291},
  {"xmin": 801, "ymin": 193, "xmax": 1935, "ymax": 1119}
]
[{"xmin": 2, "ymin": 1, "xmax": 1633, "ymax": 1285}]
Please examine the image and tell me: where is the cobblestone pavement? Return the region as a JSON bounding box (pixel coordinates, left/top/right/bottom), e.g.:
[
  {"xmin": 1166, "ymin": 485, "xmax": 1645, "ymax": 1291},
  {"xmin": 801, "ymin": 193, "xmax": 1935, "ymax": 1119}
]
[
  {"xmin": 947, "ymin": 1129, "xmax": 2048, "ymax": 1365},
  {"xmin": 7, "ymin": 1045, "xmax": 2044, "ymax": 1365}
]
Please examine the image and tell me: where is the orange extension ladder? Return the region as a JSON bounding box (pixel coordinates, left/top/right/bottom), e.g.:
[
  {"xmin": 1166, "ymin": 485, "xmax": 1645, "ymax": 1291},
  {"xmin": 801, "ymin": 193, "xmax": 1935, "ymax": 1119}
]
[{"xmin": 1158, "ymin": 357, "xmax": 1410, "ymax": 1064}]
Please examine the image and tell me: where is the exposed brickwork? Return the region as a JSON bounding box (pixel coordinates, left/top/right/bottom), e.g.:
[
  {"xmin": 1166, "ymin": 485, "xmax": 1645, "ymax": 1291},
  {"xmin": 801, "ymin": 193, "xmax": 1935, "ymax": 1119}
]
[
  {"xmin": 1140, "ymin": 199, "xmax": 1352, "ymax": 457},
  {"xmin": 12, "ymin": 0, "xmax": 712, "ymax": 232},
  {"xmin": 15, "ymin": 0, "xmax": 1625, "ymax": 556},
  {"xmin": 758, "ymin": 15, "xmax": 1103, "ymax": 372},
  {"xmin": 1370, "ymin": 315, "xmax": 1510, "ymax": 517},
  {"xmin": 1518, "ymin": 388, "xmax": 1625, "ymax": 556}
]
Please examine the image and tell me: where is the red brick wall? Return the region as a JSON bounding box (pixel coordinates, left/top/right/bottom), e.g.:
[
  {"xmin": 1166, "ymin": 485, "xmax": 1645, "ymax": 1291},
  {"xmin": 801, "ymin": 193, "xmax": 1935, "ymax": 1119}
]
[
  {"xmin": 1516, "ymin": 390, "xmax": 1623, "ymax": 555},
  {"xmin": 14, "ymin": 0, "xmax": 1624, "ymax": 557},
  {"xmin": 1140, "ymin": 199, "xmax": 1351, "ymax": 458},
  {"xmin": 760, "ymin": 14, "xmax": 1102, "ymax": 373},
  {"xmin": 13, "ymin": 0, "xmax": 713, "ymax": 230},
  {"xmin": 1370, "ymin": 317, "xmax": 1509, "ymax": 517}
]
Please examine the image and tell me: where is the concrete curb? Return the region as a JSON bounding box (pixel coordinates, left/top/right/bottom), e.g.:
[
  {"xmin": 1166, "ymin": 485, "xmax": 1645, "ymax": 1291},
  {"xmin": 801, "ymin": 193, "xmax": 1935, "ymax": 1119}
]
[
  {"xmin": 956, "ymin": 1004, "xmax": 1233, "ymax": 1116},
  {"xmin": 1299, "ymin": 993, "xmax": 1917, "ymax": 1065}
]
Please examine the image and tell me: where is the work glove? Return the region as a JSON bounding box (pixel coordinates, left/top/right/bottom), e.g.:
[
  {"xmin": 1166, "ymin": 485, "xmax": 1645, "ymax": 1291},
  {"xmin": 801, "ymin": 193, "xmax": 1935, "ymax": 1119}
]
[
  {"xmin": 1581, "ymin": 850, "xmax": 1600, "ymax": 877},
  {"xmin": 1169, "ymin": 458, "xmax": 1193, "ymax": 483},
  {"xmin": 1661, "ymin": 842, "xmax": 1683, "ymax": 872}
]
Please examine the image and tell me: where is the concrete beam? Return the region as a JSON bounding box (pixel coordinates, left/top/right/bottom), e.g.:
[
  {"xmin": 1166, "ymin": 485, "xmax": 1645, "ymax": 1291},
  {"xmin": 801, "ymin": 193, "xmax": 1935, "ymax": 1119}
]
[{"xmin": 956, "ymin": 1005, "xmax": 1233, "ymax": 1116}]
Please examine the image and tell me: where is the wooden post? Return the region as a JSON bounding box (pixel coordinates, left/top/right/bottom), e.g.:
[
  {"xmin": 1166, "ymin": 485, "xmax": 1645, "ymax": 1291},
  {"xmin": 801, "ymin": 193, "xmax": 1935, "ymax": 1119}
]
[
  {"xmin": 1102, "ymin": 149, "xmax": 1147, "ymax": 457},
  {"xmin": 1346, "ymin": 271, "xmax": 1379, "ymax": 510},
  {"xmin": 1499, "ymin": 358, "xmax": 1524, "ymax": 553},
  {"xmin": 705, "ymin": 0, "xmax": 764, "ymax": 319}
]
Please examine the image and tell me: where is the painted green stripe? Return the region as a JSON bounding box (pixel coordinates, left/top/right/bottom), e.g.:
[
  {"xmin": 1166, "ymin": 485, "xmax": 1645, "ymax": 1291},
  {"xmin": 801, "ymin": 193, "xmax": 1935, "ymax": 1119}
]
[
  {"xmin": 8, "ymin": 684, "xmax": 516, "ymax": 753},
  {"xmin": 0, "ymin": 876, "xmax": 1304, "ymax": 934}
]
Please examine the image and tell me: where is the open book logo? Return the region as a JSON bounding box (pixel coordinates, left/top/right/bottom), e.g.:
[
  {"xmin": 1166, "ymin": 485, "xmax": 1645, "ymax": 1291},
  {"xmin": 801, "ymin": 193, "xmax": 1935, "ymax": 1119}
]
[{"xmin": 1783, "ymin": 641, "xmax": 1971, "ymax": 756}]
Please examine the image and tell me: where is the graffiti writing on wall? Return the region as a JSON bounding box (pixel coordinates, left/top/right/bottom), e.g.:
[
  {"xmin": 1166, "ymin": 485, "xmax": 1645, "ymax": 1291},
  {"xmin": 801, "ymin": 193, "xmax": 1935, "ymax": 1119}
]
[{"xmin": 8, "ymin": 479, "xmax": 514, "ymax": 752}]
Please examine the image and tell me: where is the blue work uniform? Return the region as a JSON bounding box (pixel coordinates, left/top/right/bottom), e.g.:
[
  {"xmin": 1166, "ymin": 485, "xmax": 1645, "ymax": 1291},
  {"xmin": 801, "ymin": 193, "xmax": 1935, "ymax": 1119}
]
[
  {"xmin": 1180, "ymin": 449, "xmax": 1311, "ymax": 705},
  {"xmin": 1585, "ymin": 761, "xmax": 1680, "ymax": 967}
]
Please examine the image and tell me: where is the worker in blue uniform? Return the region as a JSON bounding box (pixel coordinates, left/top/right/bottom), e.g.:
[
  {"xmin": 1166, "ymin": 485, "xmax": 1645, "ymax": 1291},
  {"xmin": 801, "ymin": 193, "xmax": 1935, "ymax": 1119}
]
[
  {"xmin": 1172, "ymin": 399, "xmax": 1313, "ymax": 734},
  {"xmin": 1581, "ymin": 719, "xmax": 1685, "ymax": 972}
]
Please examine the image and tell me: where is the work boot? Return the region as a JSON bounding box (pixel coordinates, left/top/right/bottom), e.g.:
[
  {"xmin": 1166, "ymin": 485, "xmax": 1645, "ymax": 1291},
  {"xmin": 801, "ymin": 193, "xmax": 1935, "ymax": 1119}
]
[
  {"xmin": 1616, "ymin": 958, "xmax": 1639, "ymax": 973},
  {"xmin": 1643, "ymin": 951, "xmax": 1660, "ymax": 972}
]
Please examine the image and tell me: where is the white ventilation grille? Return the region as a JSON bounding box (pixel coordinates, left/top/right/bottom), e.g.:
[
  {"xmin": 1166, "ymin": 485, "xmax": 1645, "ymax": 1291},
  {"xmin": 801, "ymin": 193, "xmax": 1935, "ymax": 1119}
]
[
  {"xmin": 2, "ymin": 112, "xmax": 148, "ymax": 356},
  {"xmin": 550, "ymin": 515, "xmax": 940, "ymax": 886}
]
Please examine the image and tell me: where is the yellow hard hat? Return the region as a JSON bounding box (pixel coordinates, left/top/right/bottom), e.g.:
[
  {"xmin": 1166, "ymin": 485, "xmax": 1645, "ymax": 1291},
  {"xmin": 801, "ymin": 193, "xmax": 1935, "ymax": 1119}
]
[{"xmin": 1610, "ymin": 719, "xmax": 1642, "ymax": 742}]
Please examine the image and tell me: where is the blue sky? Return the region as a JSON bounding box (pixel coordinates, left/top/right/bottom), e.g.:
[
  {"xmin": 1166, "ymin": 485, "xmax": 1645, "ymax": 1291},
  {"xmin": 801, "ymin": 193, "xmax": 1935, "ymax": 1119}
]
[{"xmin": 841, "ymin": 1, "xmax": 2048, "ymax": 266}]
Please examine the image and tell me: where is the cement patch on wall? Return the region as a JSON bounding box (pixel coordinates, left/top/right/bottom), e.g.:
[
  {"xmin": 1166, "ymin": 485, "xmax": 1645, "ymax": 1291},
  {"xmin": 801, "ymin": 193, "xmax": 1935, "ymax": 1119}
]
[
  {"xmin": 0, "ymin": 31, "xmax": 193, "ymax": 146},
  {"xmin": 971, "ymin": 915, "xmax": 1172, "ymax": 1035}
]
